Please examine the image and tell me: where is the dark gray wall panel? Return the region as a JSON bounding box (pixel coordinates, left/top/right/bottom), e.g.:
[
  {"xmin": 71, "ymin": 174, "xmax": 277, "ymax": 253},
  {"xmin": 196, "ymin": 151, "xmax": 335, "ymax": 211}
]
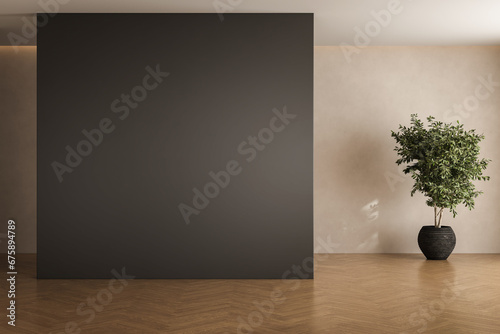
[{"xmin": 37, "ymin": 13, "xmax": 313, "ymax": 278}]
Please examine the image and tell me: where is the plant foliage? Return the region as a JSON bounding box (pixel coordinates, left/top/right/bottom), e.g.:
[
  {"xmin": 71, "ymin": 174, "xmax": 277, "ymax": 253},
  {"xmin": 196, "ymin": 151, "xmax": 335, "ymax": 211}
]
[{"xmin": 391, "ymin": 114, "xmax": 490, "ymax": 227}]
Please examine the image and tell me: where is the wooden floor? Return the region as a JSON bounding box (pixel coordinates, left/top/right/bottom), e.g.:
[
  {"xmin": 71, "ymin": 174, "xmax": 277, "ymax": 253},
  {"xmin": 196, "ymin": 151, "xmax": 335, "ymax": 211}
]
[{"xmin": 1, "ymin": 254, "xmax": 499, "ymax": 333}]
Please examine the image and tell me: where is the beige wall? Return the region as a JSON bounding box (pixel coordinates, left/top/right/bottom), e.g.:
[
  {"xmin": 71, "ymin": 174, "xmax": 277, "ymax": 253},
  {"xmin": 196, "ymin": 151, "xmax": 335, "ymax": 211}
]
[
  {"xmin": 0, "ymin": 46, "xmax": 36, "ymax": 253},
  {"xmin": 2, "ymin": 46, "xmax": 500, "ymax": 254},
  {"xmin": 315, "ymin": 46, "xmax": 500, "ymax": 253}
]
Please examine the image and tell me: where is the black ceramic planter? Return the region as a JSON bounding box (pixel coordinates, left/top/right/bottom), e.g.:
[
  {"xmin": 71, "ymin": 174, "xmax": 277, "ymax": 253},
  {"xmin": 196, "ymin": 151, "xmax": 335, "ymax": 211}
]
[{"xmin": 417, "ymin": 225, "xmax": 456, "ymax": 260}]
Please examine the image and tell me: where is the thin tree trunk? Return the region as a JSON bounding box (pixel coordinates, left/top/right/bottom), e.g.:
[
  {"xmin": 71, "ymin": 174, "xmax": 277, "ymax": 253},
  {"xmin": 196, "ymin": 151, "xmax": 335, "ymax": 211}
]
[
  {"xmin": 437, "ymin": 208, "xmax": 444, "ymax": 228},
  {"xmin": 434, "ymin": 206, "xmax": 437, "ymax": 228}
]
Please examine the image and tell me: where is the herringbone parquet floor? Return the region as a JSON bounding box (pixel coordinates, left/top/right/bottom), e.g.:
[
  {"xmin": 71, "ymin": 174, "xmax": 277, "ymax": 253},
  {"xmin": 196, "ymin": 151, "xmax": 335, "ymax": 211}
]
[{"xmin": 1, "ymin": 254, "xmax": 499, "ymax": 333}]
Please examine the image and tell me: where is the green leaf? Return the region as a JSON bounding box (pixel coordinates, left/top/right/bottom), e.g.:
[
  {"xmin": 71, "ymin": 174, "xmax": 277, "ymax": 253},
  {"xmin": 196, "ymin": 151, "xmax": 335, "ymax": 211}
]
[{"xmin": 391, "ymin": 114, "xmax": 491, "ymax": 223}]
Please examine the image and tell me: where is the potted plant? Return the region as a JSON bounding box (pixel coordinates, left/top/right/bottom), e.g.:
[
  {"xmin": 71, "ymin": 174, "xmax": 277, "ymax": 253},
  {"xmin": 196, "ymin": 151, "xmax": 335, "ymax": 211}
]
[{"xmin": 391, "ymin": 114, "xmax": 490, "ymax": 260}]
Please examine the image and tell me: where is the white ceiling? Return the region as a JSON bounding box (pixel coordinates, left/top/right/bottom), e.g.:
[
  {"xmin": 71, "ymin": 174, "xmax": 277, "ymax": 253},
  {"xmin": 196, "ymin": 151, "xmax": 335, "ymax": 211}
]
[{"xmin": 1, "ymin": 0, "xmax": 500, "ymax": 46}]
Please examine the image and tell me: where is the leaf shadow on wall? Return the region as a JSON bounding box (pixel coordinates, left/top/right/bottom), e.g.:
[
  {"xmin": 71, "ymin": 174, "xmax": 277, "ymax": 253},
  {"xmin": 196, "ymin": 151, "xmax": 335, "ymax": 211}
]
[{"xmin": 316, "ymin": 130, "xmax": 411, "ymax": 253}]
